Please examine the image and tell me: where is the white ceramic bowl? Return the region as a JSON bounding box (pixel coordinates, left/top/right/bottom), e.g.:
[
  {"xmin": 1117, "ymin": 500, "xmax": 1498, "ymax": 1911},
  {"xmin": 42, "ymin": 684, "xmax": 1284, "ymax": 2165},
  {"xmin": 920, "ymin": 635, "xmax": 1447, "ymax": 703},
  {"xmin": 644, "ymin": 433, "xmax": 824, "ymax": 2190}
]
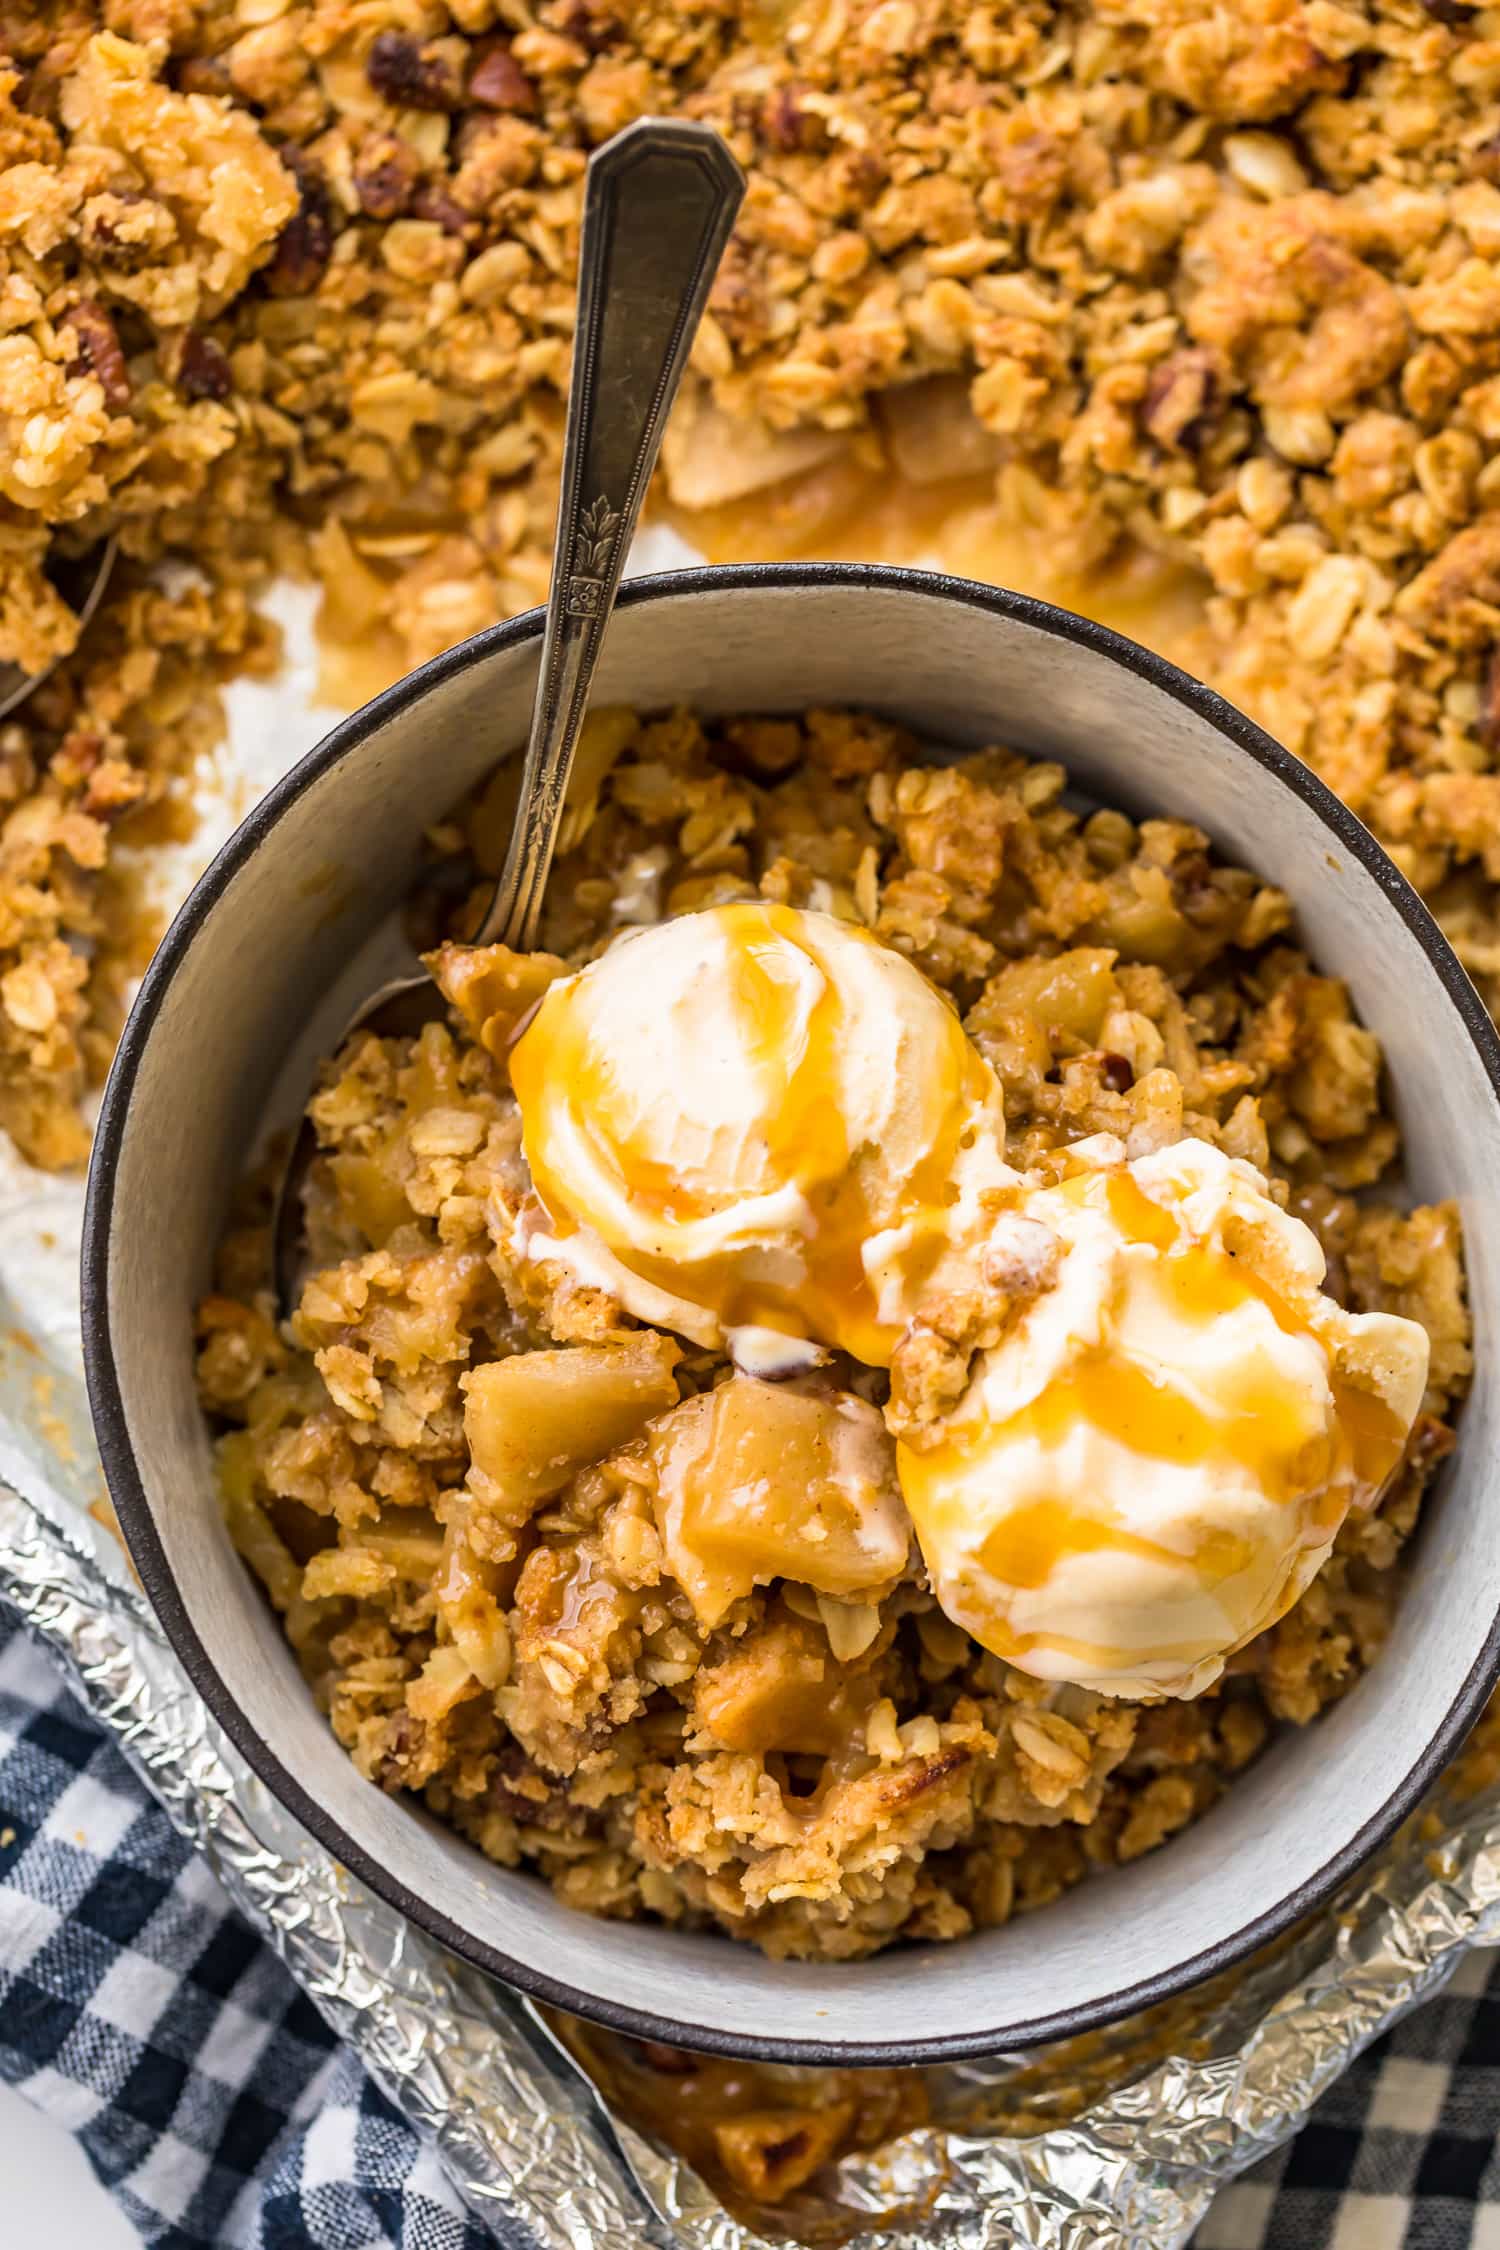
[{"xmin": 82, "ymin": 565, "xmax": 1500, "ymax": 2063}]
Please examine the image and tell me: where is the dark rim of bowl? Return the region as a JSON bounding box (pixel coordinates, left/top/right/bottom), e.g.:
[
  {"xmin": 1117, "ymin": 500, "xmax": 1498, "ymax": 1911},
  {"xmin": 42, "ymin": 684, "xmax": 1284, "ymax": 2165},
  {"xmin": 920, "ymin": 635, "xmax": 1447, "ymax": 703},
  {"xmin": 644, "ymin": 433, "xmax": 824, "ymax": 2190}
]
[{"xmin": 81, "ymin": 560, "xmax": 1500, "ymax": 2066}]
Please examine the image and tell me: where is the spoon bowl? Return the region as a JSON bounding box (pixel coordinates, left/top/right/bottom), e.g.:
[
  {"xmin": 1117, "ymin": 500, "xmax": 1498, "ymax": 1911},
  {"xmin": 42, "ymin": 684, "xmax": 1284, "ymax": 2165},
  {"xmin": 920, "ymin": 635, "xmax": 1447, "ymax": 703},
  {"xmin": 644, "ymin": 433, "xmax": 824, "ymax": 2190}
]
[{"xmin": 0, "ymin": 537, "xmax": 116, "ymax": 720}]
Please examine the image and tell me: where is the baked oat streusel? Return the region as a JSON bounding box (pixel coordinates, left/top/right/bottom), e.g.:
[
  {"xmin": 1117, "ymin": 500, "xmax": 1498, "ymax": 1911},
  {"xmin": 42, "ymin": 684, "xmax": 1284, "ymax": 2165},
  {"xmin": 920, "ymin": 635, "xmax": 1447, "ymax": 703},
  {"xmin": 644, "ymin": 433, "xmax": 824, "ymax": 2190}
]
[
  {"xmin": 197, "ymin": 709, "xmax": 1471, "ymax": 1961},
  {"xmin": 10, "ymin": 3, "xmax": 1500, "ymax": 1170}
]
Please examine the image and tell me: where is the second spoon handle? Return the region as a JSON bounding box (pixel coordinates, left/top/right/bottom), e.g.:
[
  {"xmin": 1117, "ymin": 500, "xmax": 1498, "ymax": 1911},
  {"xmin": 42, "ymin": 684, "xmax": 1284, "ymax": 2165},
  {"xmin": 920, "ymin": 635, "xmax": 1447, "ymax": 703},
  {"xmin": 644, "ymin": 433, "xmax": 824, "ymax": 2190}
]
[{"xmin": 479, "ymin": 118, "xmax": 745, "ymax": 953}]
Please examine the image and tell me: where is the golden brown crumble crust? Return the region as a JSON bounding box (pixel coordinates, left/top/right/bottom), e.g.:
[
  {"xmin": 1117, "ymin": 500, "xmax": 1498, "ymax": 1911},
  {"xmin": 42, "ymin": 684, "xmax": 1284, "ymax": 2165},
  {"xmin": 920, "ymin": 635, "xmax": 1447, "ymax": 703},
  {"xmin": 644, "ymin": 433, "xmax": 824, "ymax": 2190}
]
[
  {"xmin": 9, "ymin": 2, "xmax": 1500, "ymax": 1159},
  {"xmin": 197, "ymin": 710, "xmax": 1471, "ymax": 1963}
]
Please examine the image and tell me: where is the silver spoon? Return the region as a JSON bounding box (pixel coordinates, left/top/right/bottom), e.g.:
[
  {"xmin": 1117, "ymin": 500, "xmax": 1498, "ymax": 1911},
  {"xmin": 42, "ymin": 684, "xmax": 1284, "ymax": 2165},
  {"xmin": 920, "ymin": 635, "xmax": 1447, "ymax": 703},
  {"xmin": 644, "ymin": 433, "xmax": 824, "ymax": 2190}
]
[
  {"xmin": 273, "ymin": 117, "xmax": 745, "ymax": 1311},
  {"xmin": 0, "ymin": 538, "xmax": 116, "ymax": 721}
]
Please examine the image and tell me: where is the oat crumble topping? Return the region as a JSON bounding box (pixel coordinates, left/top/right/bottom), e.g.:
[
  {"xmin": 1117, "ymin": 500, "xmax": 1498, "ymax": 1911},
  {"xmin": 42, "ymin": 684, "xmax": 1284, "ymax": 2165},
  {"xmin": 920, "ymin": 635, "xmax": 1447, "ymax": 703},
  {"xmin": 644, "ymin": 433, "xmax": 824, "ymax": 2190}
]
[
  {"xmin": 6, "ymin": 1, "xmax": 1500, "ymax": 1166},
  {"xmin": 197, "ymin": 710, "xmax": 1471, "ymax": 1963}
]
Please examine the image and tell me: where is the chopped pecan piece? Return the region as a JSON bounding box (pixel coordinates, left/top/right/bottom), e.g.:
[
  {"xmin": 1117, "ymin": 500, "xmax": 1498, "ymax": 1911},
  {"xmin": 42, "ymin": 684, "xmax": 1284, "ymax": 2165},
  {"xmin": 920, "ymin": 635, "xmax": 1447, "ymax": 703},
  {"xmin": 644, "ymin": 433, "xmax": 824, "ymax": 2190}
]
[
  {"xmin": 177, "ymin": 328, "xmax": 232, "ymax": 402},
  {"xmin": 1141, "ymin": 349, "xmax": 1219, "ymax": 453},
  {"xmin": 468, "ymin": 43, "xmax": 540, "ymax": 113},
  {"xmin": 263, "ymin": 147, "xmax": 333, "ymax": 297},
  {"xmin": 758, "ymin": 86, "xmax": 823, "ymax": 155},
  {"xmin": 367, "ymin": 30, "xmax": 464, "ymax": 111},
  {"xmin": 352, "ymin": 132, "xmax": 422, "ymax": 219},
  {"xmin": 372, "ymin": 1709, "xmax": 428, "ymax": 1791},
  {"xmin": 553, "ymin": 2, "xmax": 621, "ymax": 52},
  {"xmin": 63, "ymin": 299, "xmax": 129, "ymax": 409},
  {"xmin": 80, "ymin": 189, "xmax": 164, "ymax": 269},
  {"xmin": 487, "ymin": 1744, "xmax": 586, "ymax": 1832},
  {"xmin": 413, "ymin": 183, "xmax": 478, "ymax": 238},
  {"xmin": 169, "ymin": 54, "xmax": 231, "ymax": 98}
]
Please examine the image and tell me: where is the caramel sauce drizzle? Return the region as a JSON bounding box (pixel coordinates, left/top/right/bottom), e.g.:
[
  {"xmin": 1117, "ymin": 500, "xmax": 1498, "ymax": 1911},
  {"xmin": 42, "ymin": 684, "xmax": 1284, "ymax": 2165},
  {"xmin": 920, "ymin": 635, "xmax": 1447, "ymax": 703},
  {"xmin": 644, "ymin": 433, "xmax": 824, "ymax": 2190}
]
[{"xmin": 906, "ymin": 1162, "xmax": 1409, "ymax": 1663}]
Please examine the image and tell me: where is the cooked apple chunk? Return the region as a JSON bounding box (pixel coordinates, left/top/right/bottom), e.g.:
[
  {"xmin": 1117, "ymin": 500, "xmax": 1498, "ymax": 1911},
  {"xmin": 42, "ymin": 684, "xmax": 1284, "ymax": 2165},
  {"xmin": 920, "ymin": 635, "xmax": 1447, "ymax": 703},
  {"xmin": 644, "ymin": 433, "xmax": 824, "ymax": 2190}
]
[
  {"xmin": 692, "ymin": 1610, "xmax": 878, "ymax": 1756},
  {"xmin": 649, "ymin": 1376, "xmax": 910, "ymax": 1628},
  {"xmin": 464, "ymin": 1333, "xmax": 681, "ymax": 1516}
]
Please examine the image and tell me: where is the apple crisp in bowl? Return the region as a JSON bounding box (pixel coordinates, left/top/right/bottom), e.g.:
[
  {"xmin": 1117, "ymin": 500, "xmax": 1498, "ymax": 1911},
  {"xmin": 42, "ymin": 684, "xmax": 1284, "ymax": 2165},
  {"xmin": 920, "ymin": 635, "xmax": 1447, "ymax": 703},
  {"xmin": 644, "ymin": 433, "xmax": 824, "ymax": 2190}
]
[{"xmin": 195, "ymin": 702, "xmax": 1470, "ymax": 1964}]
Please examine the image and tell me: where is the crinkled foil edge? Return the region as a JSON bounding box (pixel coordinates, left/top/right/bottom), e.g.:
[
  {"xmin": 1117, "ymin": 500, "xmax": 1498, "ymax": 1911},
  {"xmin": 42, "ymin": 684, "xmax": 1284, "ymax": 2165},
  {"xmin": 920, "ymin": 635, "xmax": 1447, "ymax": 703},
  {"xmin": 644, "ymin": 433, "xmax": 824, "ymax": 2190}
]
[{"xmin": 4, "ymin": 1395, "xmax": 1500, "ymax": 2250}]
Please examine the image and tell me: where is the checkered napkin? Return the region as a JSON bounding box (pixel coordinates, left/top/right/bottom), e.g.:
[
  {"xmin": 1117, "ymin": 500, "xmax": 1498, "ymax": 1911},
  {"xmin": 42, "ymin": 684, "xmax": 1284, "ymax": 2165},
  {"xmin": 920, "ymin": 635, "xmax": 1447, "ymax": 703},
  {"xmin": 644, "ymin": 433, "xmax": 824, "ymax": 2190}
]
[
  {"xmin": 0, "ymin": 1609, "xmax": 500, "ymax": 2249},
  {"xmin": 1197, "ymin": 1943, "xmax": 1500, "ymax": 2250},
  {"xmin": 5, "ymin": 1590, "xmax": 1500, "ymax": 2250}
]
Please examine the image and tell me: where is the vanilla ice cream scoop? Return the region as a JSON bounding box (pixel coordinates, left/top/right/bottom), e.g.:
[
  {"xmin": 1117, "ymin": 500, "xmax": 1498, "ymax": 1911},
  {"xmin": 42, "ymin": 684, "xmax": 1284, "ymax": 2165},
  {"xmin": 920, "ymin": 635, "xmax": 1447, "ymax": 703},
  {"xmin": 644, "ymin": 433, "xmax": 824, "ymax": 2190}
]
[
  {"xmin": 897, "ymin": 1137, "xmax": 1430, "ymax": 1699},
  {"xmin": 509, "ymin": 901, "xmax": 1009, "ymax": 1365}
]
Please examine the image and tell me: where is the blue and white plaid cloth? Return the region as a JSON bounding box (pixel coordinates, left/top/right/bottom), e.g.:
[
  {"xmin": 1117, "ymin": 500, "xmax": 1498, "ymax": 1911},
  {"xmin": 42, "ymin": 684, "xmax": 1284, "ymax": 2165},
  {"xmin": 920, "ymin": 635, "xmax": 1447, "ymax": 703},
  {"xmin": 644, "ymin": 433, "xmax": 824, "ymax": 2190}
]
[
  {"xmin": 5, "ymin": 1594, "xmax": 1500, "ymax": 2250},
  {"xmin": 0, "ymin": 1610, "xmax": 494, "ymax": 2249}
]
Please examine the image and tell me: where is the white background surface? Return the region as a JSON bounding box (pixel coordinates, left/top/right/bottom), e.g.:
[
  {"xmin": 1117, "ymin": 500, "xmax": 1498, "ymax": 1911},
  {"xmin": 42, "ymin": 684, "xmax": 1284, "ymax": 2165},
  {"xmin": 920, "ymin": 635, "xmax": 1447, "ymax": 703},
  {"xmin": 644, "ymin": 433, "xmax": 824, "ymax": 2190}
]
[{"xmin": 0, "ymin": 2079, "xmax": 138, "ymax": 2244}]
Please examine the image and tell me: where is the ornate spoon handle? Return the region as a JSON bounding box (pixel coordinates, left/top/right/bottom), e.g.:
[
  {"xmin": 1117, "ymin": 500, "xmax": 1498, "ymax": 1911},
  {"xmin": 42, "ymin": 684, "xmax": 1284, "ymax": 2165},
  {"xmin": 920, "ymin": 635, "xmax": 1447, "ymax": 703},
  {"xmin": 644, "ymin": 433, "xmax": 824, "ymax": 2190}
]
[{"xmin": 478, "ymin": 118, "xmax": 745, "ymax": 952}]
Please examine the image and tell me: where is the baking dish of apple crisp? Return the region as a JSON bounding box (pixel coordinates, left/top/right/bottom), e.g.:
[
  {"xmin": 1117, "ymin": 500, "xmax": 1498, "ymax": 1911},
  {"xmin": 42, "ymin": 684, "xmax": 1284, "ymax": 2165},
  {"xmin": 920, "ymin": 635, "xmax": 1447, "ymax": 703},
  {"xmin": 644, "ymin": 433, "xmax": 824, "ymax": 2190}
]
[
  {"xmin": 12, "ymin": 0, "xmax": 1500, "ymax": 1209},
  {"xmin": 194, "ymin": 703, "xmax": 1470, "ymax": 1963}
]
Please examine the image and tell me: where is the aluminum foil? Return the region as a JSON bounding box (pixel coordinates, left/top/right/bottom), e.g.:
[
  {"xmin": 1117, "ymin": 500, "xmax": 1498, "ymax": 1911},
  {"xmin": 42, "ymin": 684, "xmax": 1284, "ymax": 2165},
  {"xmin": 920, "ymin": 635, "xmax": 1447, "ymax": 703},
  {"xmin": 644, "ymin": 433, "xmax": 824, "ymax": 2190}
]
[{"xmin": 2, "ymin": 562, "xmax": 1500, "ymax": 2250}]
